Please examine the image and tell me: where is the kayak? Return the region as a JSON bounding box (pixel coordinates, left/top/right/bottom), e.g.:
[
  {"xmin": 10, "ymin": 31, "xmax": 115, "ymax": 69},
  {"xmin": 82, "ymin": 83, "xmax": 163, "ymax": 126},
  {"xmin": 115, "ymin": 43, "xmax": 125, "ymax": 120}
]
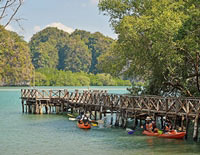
[
  {"xmin": 158, "ymin": 130, "xmax": 186, "ymax": 139},
  {"xmin": 77, "ymin": 121, "xmax": 91, "ymax": 129},
  {"xmin": 142, "ymin": 130, "xmax": 160, "ymax": 136}
]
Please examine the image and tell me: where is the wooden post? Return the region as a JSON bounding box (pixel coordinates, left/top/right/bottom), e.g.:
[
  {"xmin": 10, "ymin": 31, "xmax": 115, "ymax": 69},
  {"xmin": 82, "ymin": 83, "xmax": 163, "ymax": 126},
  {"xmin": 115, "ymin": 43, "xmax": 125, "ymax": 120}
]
[
  {"xmin": 71, "ymin": 107, "xmax": 73, "ymax": 114},
  {"xmin": 185, "ymin": 115, "xmax": 189, "ymax": 140},
  {"xmin": 181, "ymin": 115, "xmax": 185, "ymax": 131},
  {"xmin": 89, "ymin": 107, "xmax": 92, "ymax": 119},
  {"xmin": 110, "ymin": 104, "xmax": 113, "ymax": 125},
  {"xmin": 61, "ymin": 102, "xmax": 64, "ymax": 114},
  {"xmin": 94, "ymin": 109, "xmax": 97, "ymax": 120},
  {"xmin": 160, "ymin": 116, "xmax": 163, "ymax": 129},
  {"xmin": 123, "ymin": 110, "xmax": 128, "ymax": 128},
  {"xmin": 45, "ymin": 106, "xmax": 48, "ymax": 114},
  {"xmin": 100, "ymin": 106, "xmax": 103, "ymax": 120},
  {"xmin": 174, "ymin": 115, "xmax": 177, "ymax": 130},
  {"xmin": 28, "ymin": 104, "xmax": 31, "ymax": 114},
  {"xmin": 119, "ymin": 110, "xmax": 123, "ymax": 127},
  {"xmin": 193, "ymin": 113, "xmax": 199, "ymax": 141},
  {"xmin": 56, "ymin": 105, "xmax": 60, "ymax": 114},
  {"xmin": 35, "ymin": 101, "xmax": 38, "ymax": 114},
  {"xmin": 115, "ymin": 111, "xmax": 119, "ymax": 126},
  {"xmin": 133, "ymin": 112, "xmax": 137, "ymax": 129},
  {"xmin": 139, "ymin": 117, "xmax": 142, "ymax": 127},
  {"xmin": 25, "ymin": 102, "xmax": 27, "ymax": 113},
  {"xmin": 39, "ymin": 101, "xmax": 43, "ymax": 114},
  {"xmin": 31, "ymin": 104, "xmax": 34, "ymax": 114},
  {"xmin": 49, "ymin": 105, "xmax": 52, "ymax": 113},
  {"xmin": 22, "ymin": 100, "xmax": 24, "ymax": 113}
]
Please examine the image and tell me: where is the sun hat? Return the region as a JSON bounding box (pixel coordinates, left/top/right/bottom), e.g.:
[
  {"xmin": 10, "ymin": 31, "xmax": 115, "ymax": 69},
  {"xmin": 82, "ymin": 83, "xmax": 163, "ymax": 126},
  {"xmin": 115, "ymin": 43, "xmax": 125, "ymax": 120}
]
[{"xmin": 146, "ymin": 116, "xmax": 151, "ymax": 121}]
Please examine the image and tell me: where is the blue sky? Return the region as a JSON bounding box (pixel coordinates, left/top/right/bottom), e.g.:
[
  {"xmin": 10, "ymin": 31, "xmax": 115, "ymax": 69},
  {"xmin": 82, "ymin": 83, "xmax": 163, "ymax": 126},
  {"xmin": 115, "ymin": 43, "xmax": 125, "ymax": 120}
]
[{"xmin": 7, "ymin": 0, "xmax": 116, "ymax": 41}]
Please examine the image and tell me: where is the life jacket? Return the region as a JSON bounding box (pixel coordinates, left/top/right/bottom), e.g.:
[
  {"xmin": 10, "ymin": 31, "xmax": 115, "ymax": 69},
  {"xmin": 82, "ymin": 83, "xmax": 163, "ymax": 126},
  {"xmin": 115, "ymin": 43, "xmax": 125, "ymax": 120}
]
[
  {"xmin": 146, "ymin": 123, "xmax": 153, "ymax": 130},
  {"xmin": 165, "ymin": 125, "xmax": 170, "ymax": 131}
]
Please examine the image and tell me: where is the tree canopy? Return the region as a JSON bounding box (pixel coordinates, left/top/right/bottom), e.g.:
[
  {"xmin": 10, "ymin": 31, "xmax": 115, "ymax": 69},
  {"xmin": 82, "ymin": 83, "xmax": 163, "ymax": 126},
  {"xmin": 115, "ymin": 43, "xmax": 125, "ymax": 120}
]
[
  {"xmin": 0, "ymin": 25, "xmax": 33, "ymax": 85},
  {"xmin": 29, "ymin": 27, "xmax": 114, "ymax": 73},
  {"xmin": 98, "ymin": 0, "xmax": 200, "ymax": 96},
  {"xmin": 0, "ymin": 26, "xmax": 130, "ymax": 86}
]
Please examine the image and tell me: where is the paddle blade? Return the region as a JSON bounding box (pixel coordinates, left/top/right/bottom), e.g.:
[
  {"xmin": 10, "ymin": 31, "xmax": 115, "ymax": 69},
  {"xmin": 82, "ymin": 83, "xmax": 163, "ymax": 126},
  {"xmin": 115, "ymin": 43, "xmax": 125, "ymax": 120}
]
[
  {"xmin": 91, "ymin": 123, "xmax": 98, "ymax": 126},
  {"xmin": 69, "ymin": 118, "xmax": 77, "ymax": 121},
  {"xmin": 128, "ymin": 130, "xmax": 135, "ymax": 134}
]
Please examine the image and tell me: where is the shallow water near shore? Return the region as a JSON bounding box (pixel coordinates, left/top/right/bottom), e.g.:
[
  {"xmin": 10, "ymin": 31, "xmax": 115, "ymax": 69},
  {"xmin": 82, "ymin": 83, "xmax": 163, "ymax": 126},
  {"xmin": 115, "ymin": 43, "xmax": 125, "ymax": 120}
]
[{"xmin": 0, "ymin": 86, "xmax": 200, "ymax": 155}]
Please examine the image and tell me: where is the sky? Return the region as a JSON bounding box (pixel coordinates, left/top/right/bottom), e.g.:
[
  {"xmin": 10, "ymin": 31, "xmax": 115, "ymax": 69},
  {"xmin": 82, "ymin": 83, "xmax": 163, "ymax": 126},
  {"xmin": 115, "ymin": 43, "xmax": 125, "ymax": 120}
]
[{"xmin": 6, "ymin": 0, "xmax": 117, "ymax": 41}]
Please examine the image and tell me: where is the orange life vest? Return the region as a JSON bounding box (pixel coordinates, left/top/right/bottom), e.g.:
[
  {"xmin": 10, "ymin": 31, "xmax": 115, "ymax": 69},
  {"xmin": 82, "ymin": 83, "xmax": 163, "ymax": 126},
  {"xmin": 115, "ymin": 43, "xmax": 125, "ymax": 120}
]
[{"xmin": 146, "ymin": 123, "xmax": 153, "ymax": 130}]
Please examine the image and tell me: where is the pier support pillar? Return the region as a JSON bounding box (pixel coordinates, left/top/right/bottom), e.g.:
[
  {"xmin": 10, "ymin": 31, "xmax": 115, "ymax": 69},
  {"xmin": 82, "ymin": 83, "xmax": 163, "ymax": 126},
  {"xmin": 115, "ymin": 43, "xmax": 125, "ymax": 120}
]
[
  {"xmin": 193, "ymin": 113, "xmax": 199, "ymax": 141},
  {"xmin": 123, "ymin": 110, "xmax": 128, "ymax": 128},
  {"xmin": 185, "ymin": 115, "xmax": 189, "ymax": 140},
  {"xmin": 61, "ymin": 102, "xmax": 64, "ymax": 114},
  {"xmin": 115, "ymin": 111, "xmax": 119, "ymax": 126},
  {"xmin": 35, "ymin": 102, "xmax": 39, "ymax": 114},
  {"xmin": 56, "ymin": 106, "xmax": 60, "ymax": 114},
  {"xmin": 110, "ymin": 104, "xmax": 113, "ymax": 125},
  {"xmin": 94, "ymin": 109, "xmax": 97, "ymax": 120},
  {"xmin": 22, "ymin": 100, "xmax": 24, "ymax": 113},
  {"xmin": 28, "ymin": 104, "xmax": 32, "ymax": 114},
  {"xmin": 39, "ymin": 101, "xmax": 43, "ymax": 114},
  {"xmin": 133, "ymin": 112, "xmax": 138, "ymax": 129},
  {"xmin": 25, "ymin": 103, "xmax": 27, "ymax": 113}
]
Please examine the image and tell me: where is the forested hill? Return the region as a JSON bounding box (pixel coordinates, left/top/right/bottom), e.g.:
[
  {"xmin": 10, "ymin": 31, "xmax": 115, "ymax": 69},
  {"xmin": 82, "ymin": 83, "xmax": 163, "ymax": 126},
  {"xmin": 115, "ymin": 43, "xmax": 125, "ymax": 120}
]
[
  {"xmin": 0, "ymin": 26, "xmax": 131, "ymax": 86},
  {"xmin": 29, "ymin": 27, "xmax": 114, "ymax": 73}
]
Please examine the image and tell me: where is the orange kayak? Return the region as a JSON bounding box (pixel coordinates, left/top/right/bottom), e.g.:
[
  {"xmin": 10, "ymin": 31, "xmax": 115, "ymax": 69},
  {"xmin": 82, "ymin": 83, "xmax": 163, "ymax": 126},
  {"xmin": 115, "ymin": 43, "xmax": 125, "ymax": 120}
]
[
  {"xmin": 142, "ymin": 130, "xmax": 160, "ymax": 136},
  {"xmin": 77, "ymin": 121, "xmax": 91, "ymax": 129},
  {"xmin": 158, "ymin": 130, "xmax": 186, "ymax": 139}
]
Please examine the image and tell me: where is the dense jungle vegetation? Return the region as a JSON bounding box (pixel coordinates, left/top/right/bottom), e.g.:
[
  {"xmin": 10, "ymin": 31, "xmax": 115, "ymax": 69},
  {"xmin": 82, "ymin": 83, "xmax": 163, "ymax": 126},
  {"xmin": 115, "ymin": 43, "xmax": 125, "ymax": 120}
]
[
  {"xmin": 0, "ymin": 26, "xmax": 131, "ymax": 86},
  {"xmin": 98, "ymin": 0, "xmax": 200, "ymax": 97}
]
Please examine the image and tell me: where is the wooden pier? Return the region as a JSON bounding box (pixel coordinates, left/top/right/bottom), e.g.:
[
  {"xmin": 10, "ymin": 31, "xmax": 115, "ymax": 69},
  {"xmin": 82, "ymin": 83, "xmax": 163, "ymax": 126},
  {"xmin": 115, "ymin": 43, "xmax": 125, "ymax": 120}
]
[{"xmin": 21, "ymin": 89, "xmax": 200, "ymax": 141}]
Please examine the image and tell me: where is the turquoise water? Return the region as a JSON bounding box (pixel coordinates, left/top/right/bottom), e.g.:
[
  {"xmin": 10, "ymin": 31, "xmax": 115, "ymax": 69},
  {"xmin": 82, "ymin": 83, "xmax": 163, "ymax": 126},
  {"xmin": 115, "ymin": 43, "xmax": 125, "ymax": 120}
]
[{"xmin": 0, "ymin": 86, "xmax": 200, "ymax": 155}]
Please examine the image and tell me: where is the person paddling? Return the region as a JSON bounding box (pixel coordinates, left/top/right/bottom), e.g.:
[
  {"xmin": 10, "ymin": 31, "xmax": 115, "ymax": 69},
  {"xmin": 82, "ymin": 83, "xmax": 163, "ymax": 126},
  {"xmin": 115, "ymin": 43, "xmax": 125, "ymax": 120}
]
[
  {"xmin": 81, "ymin": 113, "xmax": 91, "ymax": 124},
  {"xmin": 163, "ymin": 118, "xmax": 172, "ymax": 133},
  {"xmin": 141, "ymin": 116, "xmax": 153, "ymax": 132}
]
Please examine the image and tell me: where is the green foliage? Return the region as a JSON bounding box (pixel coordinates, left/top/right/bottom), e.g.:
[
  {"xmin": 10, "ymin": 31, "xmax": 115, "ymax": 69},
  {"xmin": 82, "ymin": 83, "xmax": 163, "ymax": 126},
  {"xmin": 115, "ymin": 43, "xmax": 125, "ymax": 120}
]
[
  {"xmin": 0, "ymin": 25, "xmax": 33, "ymax": 86},
  {"xmin": 35, "ymin": 68, "xmax": 131, "ymax": 86},
  {"xmin": 30, "ymin": 27, "xmax": 114, "ymax": 73},
  {"xmin": 70, "ymin": 30, "xmax": 115, "ymax": 73},
  {"xmin": 0, "ymin": 25, "xmax": 130, "ymax": 86},
  {"xmin": 99, "ymin": 0, "xmax": 200, "ymax": 96},
  {"xmin": 29, "ymin": 27, "xmax": 69, "ymax": 69}
]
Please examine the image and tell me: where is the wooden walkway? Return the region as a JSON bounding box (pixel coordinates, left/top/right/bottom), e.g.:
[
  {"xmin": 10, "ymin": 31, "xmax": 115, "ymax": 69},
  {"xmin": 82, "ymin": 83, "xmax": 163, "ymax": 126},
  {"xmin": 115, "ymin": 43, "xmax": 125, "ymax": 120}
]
[{"xmin": 21, "ymin": 89, "xmax": 200, "ymax": 141}]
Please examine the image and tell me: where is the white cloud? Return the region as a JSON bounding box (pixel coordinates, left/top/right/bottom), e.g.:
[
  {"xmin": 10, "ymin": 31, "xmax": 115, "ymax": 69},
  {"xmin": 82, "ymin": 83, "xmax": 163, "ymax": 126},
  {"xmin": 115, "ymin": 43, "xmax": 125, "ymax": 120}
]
[
  {"xmin": 5, "ymin": 25, "xmax": 15, "ymax": 31},
  {"xmin": 33, "ymin": 26, "xmax": 41, "ymax": 33},
  {"xmin": 46, "ymin": 22, "xmax": 74, "ymax": 34}
]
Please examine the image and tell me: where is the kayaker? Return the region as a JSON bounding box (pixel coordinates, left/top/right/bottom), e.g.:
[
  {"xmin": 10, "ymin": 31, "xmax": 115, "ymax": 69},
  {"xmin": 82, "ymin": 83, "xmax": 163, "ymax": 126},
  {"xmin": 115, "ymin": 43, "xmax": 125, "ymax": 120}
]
[
  {"xmin": 142, "ymin": 116, "xmax": 153, "ymax": 132},
  {"xmin": 163, "ymin": 119, "xmax": 172, "ymax": 132},
  {"xmin": 151, "ymin": 120, "xmax": 157, "ymax": 132},
  {"xmin": 81, "ymin": 113, "xmax": 91, "ymax": 124},
  {"xmin": 77, "ymin": 111, "xmax": 84, "ymax": 120}
]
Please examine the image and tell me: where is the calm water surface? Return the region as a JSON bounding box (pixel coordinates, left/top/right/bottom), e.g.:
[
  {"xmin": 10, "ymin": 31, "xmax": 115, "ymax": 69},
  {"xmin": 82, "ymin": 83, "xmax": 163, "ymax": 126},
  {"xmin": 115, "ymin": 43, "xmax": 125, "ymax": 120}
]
[{"xmin": 0, "ymin": 86, "xmax": 200, "ymax": 155}]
